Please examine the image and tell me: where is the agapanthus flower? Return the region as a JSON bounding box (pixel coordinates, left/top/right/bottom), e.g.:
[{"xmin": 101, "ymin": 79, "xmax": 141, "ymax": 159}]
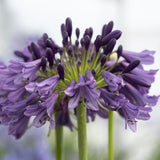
[{"xmin": 0, "ymin": 17, "xmax": 158, "ymax": 138}]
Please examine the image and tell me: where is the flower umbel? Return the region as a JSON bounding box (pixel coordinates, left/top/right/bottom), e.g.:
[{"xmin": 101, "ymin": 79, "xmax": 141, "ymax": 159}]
[{"xmin": 0, "ymin": 17, "xmax": 158, "ymax": 138}]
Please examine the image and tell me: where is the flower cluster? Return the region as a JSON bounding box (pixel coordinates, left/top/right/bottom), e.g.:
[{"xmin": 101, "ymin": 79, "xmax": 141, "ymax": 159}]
[{"xmin": 0, "ymin": 18, "xmax": 158, "ymax": 138}]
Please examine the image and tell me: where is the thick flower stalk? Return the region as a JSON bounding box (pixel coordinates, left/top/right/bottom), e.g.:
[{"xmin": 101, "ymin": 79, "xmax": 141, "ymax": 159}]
[{"xmin": 0, "ymin": 18, "xmax": 159, "ymax": 160}]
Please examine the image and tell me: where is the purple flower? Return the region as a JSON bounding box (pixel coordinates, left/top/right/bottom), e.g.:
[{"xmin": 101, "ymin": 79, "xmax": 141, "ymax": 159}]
[
  {"xmin": 7, "ymin": 85, "xmax": 26, "ymax": 103},
  {"xmin": 55, "ymin": 96, "xmax": 73, "ymax": 131},
  {"xmin": 65, "ymin": 71, "xmax": 100, "ymax": 111},
  {"xmin": 8, "ymin": 116, "xmax": 29, "ymax": 139},
  {"xmin": 25, "ymin": 75, "xmax": 59, "ymax": 99},
  {"xmin": 102, "ymin": 71, "xmax": 123, "ymax": 92},
  {"xmin": 120, "ymin": 83, "xmax": 159, "ymax": 107},
  {"xmin": 123, "ymin": 70, "xmax": 155, "ymax": 88},
  {"xmin": 0, "ymin": 17, "xmax": 158, "ymax": 138},
  {"xmin": 118, "ymin": 101, "xmax": 152, "ymax": 132},
  {"xmin": 3, "ymin": 93, "xmax": 38, "ymax": 126},
  {"xmin": 25, "ymin": 92, "xmax": 58, "ymax": 129},
  {"xmin": 0, "ymin": 63, "xmax": 23, "ymax": 85},
  {"xmin": 122, "ymin": 50, "xmax": 155, "ymax": 64},
  {"xmin": 22, "ymin": 59, "xmax": 41, "ymax": 81},
  {"xmin": 100, "ymin": 88, "xmax": 153, "ymax": 132},
  {"xmin": 100, "ymin": 88, "xmax": 124, "ymax": 110}
]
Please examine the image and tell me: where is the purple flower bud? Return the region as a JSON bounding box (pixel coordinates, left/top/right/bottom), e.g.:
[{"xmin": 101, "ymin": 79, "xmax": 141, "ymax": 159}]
[
  {"xmin": 77, "ymin": 61, "xmax": 81, "ymax": 66},
  {"xmin": 58, "ymin": 47, "xmax": 64, "ymax": 55},
  {"xmin": 94, "ymin": 35, "xmax": 102, "ymax": 52},
  {"xmin": 46, "ymin": 48, "xmax": 53, "ymax": 68},
  {"xmin": 61, "ymin": 23, "xmax": 66, "ymax": 37},
  {"xmin": 75, "ymin": 40, "xmax": 79, "ymax": 47},
  {"xmin": 67, "ymin": 45, "xmax": 73, "ymax": 56},
  {"xmin": 101, "ymin": 55, "xmax": 107, "ymax": 66},
  {"xmin": 88, "ymin": 27, "xmax": 93, "ymax": 38},
  {"xmin": 102, "ymin": 24, "xmax": 107, "ymax": 37},
  {"xmin": 103, "ymin": 38, "xmax": 116, "ymax": 55},
  {"xmin": 65, "ymin": 17, "xmax": 72, "ymax": 37},
  {"xmin": 57, "ymin": 64, "xmax": 64, "ymax": 80},
  {"xmin": 87, "ymin": 59, "xmax": 91, "ymax": 63},
  {"xmin": 37, "ymin": 39, "xmax": 46, "ymax": 48},
  {"xmin": 84, "ymin": 35, "xmax": 90, "ymax": 50},
  {"xmin": 117, "ymin": 45, "xmax": 123, "ymax": 58},
  {"xmin": 62, "ymin": 31, "xmax": 68, "ymax": 46},
  {"xmin": 40, "ymin": 57, "xmax": 47, "ymax": 71},
  {"xmin": 102, "ymin": 21, "xmax": 114, "ymax": 37},
  {"xmin": 122, "ymin": 60, "xmax": 140, "ymax": 73},
  {"xmin": 27, "ymin": 45, "xmax": 32, "ymax": 53},
  {"xmin": 76, "ymin": 28, "xmax": 80, "ymax": 39},
  {"xmin": 92, "ymin": 69, "xmax": 96, "ymax": 76},
  {"xmin": 46, "ymin": 39, "xmax": 55, "ymax": 52},
  {"xmin": 43, "ymin": 33, "xmax": 48, "ymax": 42},
  {"xmin": 31, "ymin": 42, "xmax": 41, "ymax": 59},
  {"xmin": 101, "ymin": 30, "xmax": 122, "ymax": 45},
  {"xmin": 14, "ymin": 51, "xmax": 28, "ymax": 62},
  {"xmin": 84, "ymin": 28, "xmax": 89, "ymax": 37},
  {"xmin": 80, "ymin": 38, "xmax": 85, "ymax": 47}
]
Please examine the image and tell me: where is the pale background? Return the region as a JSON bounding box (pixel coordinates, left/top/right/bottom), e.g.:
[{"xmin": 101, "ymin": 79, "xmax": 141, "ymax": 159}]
[{"xmin": 0, "ymin": 0, "xmax": 160, "ymax": 159}]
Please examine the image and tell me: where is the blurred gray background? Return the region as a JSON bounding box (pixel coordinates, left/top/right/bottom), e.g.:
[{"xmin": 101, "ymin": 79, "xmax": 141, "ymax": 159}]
[{"xmin": 0, "ymin": 0, "xmax": 160, "ymax": 160}]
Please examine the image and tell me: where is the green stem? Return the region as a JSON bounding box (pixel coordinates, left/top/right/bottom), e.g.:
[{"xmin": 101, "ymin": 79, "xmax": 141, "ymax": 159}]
[
  {"xmin": 108, "ymin": 110, "xmax": 114, "ymax": 160},
  {"xmin": 77, "ymin": 103, "xmax": 88, "ymax": 160},
  {"xmin": 55, "ymin": 126, "xmax": 63, "ymax": 160}
]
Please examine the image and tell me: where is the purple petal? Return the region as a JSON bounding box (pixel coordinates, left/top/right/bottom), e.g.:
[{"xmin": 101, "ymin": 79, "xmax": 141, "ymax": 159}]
[
  {"xmin": 137, "ymin": 107, "xmax": 152, "ymax": 120},
  {"xmin": 33, "ymin": 109, "xmax": 47, "ymax": 128},
  {"xmin": 64, "ymin": 80, "xmax": 76, "ymax": 96},
  {"xmin": 8, "ymin": 116, "xmax": 29, "ymax": 139},
  {"xmin": 127, "ymin": 120, "xmax": 136, "ymax": 132},
  {"xmin": 102, "ymin": 71, "xmax": 123, "ymax": 91},
  {"xmin": 68, "ymin": 89, "xmax": 81, "ymax": 109},
  {"xmin": 44, "ymin": 92, "xmax": 59, "ymax": 118},
  {"xmin": 25, "ymin": 82, "xmax": 37, "ymax": 93},
  {"xmin": 24, "ymin": 104, "xmax": 44, "ymax": 116},
  {"xmin": 36, "ymin": 75, "xmax": 59, "ymax": 97},
  {"xmin": 83, "ymin": 86, "xmax": 100, "ymax": 111},
  {"xmin": 85, "ymin": 70, "xmax": 97, "ymax": 88},
  {"xmin": 122, "ymin": 50, "xmax": 155, "ymax": 65},
  {"xmin": 8, "ymin": 87, "xmax": 26, "ymax": 103},
  {"xmin": 143, "ymin": 95, "xmax": 160, "ymax": 106}
]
